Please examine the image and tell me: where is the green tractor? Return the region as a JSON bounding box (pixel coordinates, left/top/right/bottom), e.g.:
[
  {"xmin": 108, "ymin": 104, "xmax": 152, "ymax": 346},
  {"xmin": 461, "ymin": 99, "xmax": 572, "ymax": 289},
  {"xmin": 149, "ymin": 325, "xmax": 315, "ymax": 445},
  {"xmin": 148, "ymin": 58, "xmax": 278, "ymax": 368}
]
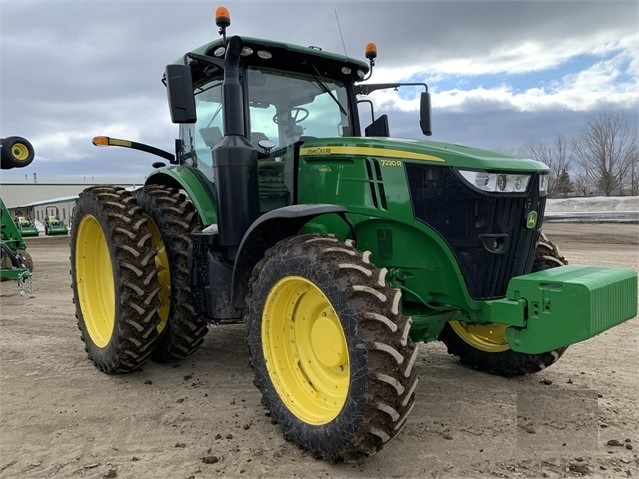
[
  {"xmin": 14, "ymin": 216, "xmax": 39, "ymax": 237},
  {"xmin": 1, "ymin": 136, "xmax": 35, "ymax": 296},
  {"xmin": 70, "ymin": 7, "xmax": 637, "ymax": 462},
  {"xmin": 44, "ymin": 208, "xmax": 69, "ymax": 236}
]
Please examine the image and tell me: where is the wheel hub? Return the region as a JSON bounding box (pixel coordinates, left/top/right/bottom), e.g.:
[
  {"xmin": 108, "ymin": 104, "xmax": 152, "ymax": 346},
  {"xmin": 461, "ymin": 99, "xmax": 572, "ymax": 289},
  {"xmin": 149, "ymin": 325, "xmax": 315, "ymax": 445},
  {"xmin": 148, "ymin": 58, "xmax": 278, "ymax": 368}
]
[
  {"xmin": 12, "ymin": 143, "xmax": 29, "ymax": 161},
  {"xmin": 311, "ymin": 312, "xmax": 346, "ymax": 368}
]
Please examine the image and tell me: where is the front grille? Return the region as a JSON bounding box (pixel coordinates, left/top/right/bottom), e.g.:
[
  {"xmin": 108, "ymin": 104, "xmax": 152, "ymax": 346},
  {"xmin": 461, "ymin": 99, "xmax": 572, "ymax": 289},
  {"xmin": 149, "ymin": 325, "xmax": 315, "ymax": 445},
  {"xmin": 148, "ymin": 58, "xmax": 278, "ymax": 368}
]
[{"xmin": 406, "ymin": 164, "xmax": 546, "ymax": 299}]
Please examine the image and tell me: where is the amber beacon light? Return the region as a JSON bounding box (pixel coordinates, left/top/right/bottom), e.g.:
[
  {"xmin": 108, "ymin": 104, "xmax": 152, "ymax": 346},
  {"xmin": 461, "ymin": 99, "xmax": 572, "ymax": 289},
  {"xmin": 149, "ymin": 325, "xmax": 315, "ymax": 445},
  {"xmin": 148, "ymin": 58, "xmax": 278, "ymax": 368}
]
[
  {"xmin": 365, "ymin": 42, "xmax": 378, "ymax": 61},
  {"xmin": 215, "ymin": 6, "xmax": 231, "ymax": 28}
]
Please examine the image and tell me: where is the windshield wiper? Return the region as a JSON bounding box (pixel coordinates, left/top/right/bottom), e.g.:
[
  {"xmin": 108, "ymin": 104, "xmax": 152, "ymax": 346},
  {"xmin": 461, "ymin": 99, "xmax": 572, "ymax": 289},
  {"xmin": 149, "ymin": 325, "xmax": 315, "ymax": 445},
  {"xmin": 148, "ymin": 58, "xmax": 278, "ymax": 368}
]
[{"xmin": 311, "ymin": 66, "xmax": 348, "ymax": 117}]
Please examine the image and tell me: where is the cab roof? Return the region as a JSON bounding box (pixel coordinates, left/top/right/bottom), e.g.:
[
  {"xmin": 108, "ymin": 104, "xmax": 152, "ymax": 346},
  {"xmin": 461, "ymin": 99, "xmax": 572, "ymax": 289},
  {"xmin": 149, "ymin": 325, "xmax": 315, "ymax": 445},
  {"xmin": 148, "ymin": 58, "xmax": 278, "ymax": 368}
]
[{"xmin": 179, "ymin": 36, "xmax": 370, "ymax": 84}]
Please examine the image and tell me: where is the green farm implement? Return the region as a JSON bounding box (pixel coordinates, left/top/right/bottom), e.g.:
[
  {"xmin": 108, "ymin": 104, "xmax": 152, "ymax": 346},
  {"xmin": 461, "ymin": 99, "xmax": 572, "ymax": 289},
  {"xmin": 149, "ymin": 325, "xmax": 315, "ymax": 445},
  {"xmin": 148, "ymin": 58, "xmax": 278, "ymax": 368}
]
[
  {"xmin": 1, "ymin": 136, "xmax": 35, "ymax": 296},
  {"xmin": 70, "ymin": 6, "xmax": 637, "ymax": 461}
]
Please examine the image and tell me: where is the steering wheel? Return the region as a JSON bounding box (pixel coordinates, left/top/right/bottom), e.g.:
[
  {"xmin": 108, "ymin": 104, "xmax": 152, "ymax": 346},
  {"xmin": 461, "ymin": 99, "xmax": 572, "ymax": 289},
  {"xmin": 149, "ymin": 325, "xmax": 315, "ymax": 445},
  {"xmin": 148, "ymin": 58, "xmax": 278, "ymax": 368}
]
[{"xmin": 273, "ymin": 107, "xmax": 309, "ymax": 124}]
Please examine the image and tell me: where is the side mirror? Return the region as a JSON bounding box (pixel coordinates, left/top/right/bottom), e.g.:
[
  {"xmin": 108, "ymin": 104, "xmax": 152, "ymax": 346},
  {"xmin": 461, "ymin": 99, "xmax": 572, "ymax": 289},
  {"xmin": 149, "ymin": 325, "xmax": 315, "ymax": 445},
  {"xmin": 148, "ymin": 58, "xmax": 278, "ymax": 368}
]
[
  {"xmin": 420, "ymin": 92, "xmax": 432, "ymax": 136},
  {"xmin": 165, "ymin": 64, "xmax": 196, "ymax": 124}
]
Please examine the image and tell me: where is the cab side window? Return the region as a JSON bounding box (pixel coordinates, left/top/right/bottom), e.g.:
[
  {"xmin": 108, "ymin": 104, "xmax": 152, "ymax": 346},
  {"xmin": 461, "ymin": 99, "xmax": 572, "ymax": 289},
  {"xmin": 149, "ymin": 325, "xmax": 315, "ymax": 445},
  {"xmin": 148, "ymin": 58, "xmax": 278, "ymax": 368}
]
[{"xmin": 180, "ymin": 77, "xmax": 224, "ymax": 169}]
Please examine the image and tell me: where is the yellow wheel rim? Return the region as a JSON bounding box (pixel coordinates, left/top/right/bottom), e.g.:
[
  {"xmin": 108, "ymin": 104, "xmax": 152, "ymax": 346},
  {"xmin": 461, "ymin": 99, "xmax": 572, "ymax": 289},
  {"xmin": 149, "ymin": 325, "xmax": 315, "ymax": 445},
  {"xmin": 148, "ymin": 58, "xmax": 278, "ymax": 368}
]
[
  {"xmin": 262, "ymin": 276, "xmax": 349, "ymax": 425},
  {"xmin": 75, "ymin": 215, "xmax": 115, "ymax": 348},
  {"xmin": 146, "ymin": 216, "xmax": 170, "ymax": 334},
  {"xmin": 12, "ymin": 143, "xmax": 29, "ymax": 161},
  {"xmin": 449, "ymin": 321, "xmax": 510, "ymax": 353}
]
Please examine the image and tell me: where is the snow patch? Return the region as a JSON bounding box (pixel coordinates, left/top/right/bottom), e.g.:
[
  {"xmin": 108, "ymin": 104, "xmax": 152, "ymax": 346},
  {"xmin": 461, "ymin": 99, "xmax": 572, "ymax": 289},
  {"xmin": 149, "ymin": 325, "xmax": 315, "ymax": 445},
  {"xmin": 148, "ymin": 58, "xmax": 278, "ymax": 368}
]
[{"xmin": 546, "ymin": 196, "xmax": 639, "ymax": 213}]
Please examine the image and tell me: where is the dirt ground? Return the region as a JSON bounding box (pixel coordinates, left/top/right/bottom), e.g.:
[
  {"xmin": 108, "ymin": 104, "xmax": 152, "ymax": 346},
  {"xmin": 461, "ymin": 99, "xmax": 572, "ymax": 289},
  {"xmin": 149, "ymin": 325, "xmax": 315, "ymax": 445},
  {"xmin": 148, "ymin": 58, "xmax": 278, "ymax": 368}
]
[{"xmin": 1, "ymin": 223, "xmax": 637, "ymax": 479}]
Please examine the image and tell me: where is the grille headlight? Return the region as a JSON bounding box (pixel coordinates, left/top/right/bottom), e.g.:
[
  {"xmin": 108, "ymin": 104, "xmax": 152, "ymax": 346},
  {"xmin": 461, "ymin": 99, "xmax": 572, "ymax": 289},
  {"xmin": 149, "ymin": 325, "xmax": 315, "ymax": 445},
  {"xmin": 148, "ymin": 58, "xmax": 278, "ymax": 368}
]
[
  {"xmin": 539, "ymin": 174, "xmax": 549, "ymax": 195},
  {"xmin": 458, "ymin": 169, "xmax": 531, "ymax": 193}
]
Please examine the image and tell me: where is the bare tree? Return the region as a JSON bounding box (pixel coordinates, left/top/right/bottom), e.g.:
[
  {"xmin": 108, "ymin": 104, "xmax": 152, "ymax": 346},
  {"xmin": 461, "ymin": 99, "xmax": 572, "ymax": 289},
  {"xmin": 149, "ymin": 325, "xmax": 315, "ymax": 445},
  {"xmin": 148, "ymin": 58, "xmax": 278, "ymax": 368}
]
[
  {"xmin": 519, "ymin": 134, "xmax": 571, "ymax": 197},
  {"xmin": 572, "ymin": 169, "xmax": 591, "ymax": 196},
  {"xmin": 572, "ymin": 112, "xmax": 638, "ymax": 196},
  {"xmin": 624, "ymin": 145, "xmax": 639, "ymax": 195}
]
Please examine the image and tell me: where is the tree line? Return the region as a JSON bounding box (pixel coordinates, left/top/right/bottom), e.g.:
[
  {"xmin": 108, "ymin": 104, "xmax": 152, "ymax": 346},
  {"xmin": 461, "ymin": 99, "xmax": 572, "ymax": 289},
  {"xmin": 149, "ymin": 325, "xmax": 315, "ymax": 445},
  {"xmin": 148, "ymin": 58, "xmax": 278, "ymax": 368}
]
[{"xmin": 517, "ymin": 112, "xmax": 638, "ymax": 197}]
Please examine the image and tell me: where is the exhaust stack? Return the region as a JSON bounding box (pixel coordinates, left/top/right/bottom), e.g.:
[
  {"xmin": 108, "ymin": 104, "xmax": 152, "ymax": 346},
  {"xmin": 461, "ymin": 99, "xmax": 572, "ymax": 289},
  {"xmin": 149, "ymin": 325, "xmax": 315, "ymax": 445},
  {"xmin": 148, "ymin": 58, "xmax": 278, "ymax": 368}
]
[{"xmin": 213, "ymin": 35, "xmax": 260, "ymax": 259}]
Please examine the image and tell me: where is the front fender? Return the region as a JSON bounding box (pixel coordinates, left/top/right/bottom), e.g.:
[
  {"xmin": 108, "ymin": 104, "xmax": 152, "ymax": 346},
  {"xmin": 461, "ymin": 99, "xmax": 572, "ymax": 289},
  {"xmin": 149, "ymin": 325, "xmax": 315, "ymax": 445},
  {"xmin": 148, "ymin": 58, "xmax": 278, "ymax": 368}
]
[{"xmin": 231, "ymin": 204, "xmax": 349, "ymax": 308}]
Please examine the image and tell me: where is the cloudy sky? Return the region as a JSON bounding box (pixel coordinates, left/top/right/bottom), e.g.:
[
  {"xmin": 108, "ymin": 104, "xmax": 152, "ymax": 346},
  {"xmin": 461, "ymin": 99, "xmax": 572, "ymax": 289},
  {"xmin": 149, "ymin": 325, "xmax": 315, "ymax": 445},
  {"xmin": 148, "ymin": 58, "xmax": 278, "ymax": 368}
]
[{"xmin": 1, "ymin": 0, "xmax": 637, "ymax": 182}]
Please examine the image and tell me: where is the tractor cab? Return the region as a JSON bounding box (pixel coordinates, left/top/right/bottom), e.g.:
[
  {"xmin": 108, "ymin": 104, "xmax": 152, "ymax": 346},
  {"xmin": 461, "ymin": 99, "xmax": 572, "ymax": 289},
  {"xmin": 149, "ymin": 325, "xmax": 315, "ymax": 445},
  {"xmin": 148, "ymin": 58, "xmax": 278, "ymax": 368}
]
[
  {"xmin": 183, "ymin": 66, "xmax": 342, "ymax": 210},
  {"xmin": 175, "ymin": 37, "xmax": 367, "ymax": 214},
  {"xmin": 170, "ymin": 34, "xmax": 430, "ymax": 215}
]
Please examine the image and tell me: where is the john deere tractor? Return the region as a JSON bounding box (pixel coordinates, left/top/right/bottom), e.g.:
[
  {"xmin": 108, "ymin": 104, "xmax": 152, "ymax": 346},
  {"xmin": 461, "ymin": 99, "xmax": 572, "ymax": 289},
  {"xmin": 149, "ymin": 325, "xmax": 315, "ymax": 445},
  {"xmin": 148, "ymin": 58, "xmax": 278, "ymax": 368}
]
[
  {"xmin": 14, "ymin": 216, "xmax": 39, "ymax": 237},
  {"xmin": 44, "ymin": 208, "xmax": 69, "ymax": 236},
  {"xmin": 1, "ymin": 136, "xmax": 35, "ymax": 296},
  {"xmin": 70, "ymin": 7, "xmax": 637, "ymax": 461}
]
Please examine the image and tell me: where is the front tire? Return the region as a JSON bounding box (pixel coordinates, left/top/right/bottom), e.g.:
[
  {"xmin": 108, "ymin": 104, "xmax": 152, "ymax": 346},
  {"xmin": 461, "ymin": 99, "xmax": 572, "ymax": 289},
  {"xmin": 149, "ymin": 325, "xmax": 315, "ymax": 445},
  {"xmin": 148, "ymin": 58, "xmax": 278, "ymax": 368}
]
[
  {"xmin": 439, "ymin": 232, "xmax": 568, "ymax": 377},
  {"xmin": 246, "ymin": 235, "xmax": 419, "ymax": 461},
  {"xmin": 133, "ymin": 185, "xmax": 208, "ymax": 361},
  {"xmin": 70, "ymin": 186, "xmax": 162, "ymax": 373}
]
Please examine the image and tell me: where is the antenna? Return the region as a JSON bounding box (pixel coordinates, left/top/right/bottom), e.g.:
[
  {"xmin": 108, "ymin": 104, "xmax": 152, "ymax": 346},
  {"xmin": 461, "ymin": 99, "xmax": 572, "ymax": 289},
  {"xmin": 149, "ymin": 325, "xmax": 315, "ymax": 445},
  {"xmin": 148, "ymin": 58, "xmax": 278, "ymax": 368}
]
[{"xmin": 334, "ymin": 9, "xmax": 348, "ymax": 57}]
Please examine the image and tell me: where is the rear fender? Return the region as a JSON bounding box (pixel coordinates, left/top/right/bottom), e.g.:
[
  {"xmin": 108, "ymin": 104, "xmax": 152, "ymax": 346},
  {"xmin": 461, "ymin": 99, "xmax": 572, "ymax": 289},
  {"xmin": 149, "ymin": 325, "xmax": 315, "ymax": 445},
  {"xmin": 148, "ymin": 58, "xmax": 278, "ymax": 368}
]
[{"xmin": 145, "ymin": 167, "xmax": 217, "ymax": 226}]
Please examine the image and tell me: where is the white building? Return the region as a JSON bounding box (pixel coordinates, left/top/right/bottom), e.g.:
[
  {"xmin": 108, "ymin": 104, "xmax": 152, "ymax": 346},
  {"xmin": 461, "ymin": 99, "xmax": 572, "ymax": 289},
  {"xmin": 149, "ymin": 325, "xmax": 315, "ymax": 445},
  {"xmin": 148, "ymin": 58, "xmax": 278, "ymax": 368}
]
[{"xmin": 0, "ymin": 176, "xmax": 142, "ymax": 226}]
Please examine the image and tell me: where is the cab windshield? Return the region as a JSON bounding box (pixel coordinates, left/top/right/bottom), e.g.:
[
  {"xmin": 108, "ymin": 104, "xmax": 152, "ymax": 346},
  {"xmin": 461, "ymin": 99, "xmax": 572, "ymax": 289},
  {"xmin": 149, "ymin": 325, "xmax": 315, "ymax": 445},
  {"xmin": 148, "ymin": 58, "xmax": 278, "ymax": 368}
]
[{"xmin": 180, "ymin": 68, "xmax": 351, "ymax": 170}]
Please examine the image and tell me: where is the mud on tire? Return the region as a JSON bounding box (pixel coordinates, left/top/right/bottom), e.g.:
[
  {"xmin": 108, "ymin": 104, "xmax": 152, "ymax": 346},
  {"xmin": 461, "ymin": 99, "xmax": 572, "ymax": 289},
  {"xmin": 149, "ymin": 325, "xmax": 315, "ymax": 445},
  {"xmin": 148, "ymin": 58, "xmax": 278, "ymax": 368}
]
[
  {"xmin": 246, "ymin": 235, "xmax": 419, "ymax": 462},
  {"xmin": 439, "ymin": 232, "xmax": 569, "ymax": 377},
  {"xmin": 70, "ymin": 186, "xmax": 162, "ymax": 373},
  {"xmin": 134, "ymin": 185, "xmax": 208, "ymax": 361}
]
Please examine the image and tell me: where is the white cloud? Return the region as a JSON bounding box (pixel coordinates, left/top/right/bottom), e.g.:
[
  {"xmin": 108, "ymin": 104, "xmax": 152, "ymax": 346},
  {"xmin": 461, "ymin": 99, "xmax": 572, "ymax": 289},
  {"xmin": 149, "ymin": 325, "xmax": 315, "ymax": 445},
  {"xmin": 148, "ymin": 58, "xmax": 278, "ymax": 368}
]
[
  {"xmin": 31, "ymin": 131, "xmax": 101, "ymax": 163},
  {"xmin": 370, "ymin": 33, "xmax": 636, "ymax": 80},
  {"xmin": 366, "ymin": 42, "xmax": 638, "ymax": 115}
]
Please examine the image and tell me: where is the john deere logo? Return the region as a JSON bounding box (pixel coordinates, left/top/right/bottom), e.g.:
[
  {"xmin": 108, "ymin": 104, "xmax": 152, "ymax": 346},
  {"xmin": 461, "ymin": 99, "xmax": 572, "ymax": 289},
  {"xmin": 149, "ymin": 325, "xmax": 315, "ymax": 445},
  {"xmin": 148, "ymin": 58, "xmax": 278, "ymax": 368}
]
[{"xmin": 526, "ymin": 211, "xmax": 538, "ymax": 229}]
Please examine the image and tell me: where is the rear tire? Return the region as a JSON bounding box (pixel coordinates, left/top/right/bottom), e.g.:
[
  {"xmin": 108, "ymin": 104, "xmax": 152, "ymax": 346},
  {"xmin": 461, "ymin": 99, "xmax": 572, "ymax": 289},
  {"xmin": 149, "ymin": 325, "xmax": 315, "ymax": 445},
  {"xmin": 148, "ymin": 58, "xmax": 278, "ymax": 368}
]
[
  {"xmin": 134, "ymin": 185, "xmax": 208, "ymax": 361},
  {"xmin": 246, "ymin": 235, "xmax": 419, "ymax": 461},
  {"xmin": 439, "ymin": 232, "xmax": 568, "ymax": 377},
  {"xmin": 70, "ymin": 186, "xmax": 162, "ymax": 373},
  {"xmin": 1, "ymin": 136, "xmax": 35, "ymax": 169}
]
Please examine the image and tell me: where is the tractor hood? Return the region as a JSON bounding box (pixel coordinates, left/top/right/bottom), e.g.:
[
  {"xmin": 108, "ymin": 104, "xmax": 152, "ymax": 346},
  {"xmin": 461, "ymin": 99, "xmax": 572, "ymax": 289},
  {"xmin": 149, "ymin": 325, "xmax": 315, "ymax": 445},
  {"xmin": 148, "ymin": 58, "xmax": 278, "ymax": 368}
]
[{"xmin": 300, "ymin": 137, "xmax": 549, "ymax": 173}]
